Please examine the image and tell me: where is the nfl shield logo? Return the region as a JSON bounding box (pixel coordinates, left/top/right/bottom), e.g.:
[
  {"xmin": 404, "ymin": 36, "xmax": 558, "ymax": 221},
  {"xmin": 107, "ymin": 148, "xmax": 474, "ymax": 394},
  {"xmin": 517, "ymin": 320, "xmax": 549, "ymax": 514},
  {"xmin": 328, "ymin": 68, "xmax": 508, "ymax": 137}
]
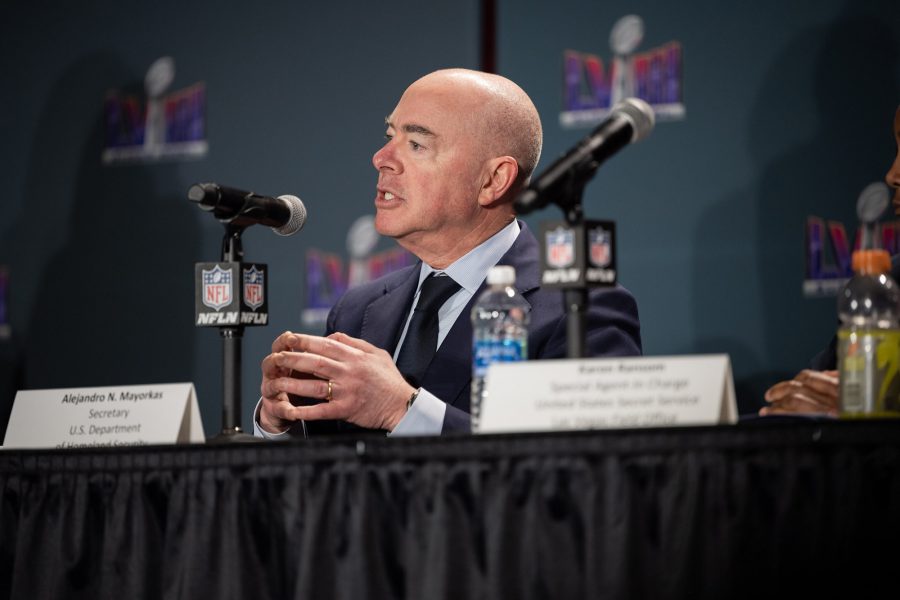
[
  {"xmin": 243, "ymin": 266, "xmax": 264, "ymax": 310},
  {"xmin": 589, "ymin": 228, "xmax": 611, "ymax": 267},
  {"xmin": 546, "ymin": 227, "xmax": 575, "ymax": 268},
  {"xmin": 202, "ymin": 265, "xmax": 232, "ymax": 310}
]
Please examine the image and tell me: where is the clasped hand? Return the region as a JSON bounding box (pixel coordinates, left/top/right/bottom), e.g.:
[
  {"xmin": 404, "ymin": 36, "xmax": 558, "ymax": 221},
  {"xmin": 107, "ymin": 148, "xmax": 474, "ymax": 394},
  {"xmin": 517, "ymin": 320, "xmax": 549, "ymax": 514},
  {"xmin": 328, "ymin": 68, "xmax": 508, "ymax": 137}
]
[
  {"xmin": 761, "ymin": 369, "xmax": 839, "ymax": 416},
  {"xmin": 259, "ymin": 331, "xmax": 415, "ymax": 433}
]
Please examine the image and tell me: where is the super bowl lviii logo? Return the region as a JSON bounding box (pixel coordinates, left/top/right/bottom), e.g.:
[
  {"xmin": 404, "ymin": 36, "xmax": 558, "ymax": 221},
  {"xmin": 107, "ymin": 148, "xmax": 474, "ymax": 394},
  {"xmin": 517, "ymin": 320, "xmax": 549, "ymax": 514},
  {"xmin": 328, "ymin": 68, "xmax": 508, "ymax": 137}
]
[
  {"xmin": 805, "ymin": 182, "xmax": 900, "ymax": 297},
  {"xmin": 562, "ymin": 14, "xmax": 684, "ymax": 128},
  {"xmin": 303, "ymin": 216, "xmax": 416, "ymax": 329},
  {"xmin": 103, "ymin": 56, "xmax": 207, "ymax": 164}
]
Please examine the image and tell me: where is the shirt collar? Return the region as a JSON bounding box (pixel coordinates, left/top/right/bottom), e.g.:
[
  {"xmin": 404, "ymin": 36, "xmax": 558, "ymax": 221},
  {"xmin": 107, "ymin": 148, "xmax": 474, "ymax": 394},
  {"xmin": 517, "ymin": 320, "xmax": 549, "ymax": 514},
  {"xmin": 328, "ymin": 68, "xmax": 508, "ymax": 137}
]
[{"xmin": 417, "ymin": 220, "xmax": 521, "ymax": 293}]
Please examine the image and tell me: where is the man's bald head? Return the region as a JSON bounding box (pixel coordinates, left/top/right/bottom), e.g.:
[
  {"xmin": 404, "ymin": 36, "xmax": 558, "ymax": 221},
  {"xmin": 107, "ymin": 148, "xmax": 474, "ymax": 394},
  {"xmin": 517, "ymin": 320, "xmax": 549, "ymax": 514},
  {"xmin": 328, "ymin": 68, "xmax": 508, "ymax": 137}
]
[
  {"xmin": 406, "ymin": 69, "xmax": 543, "ymax": 189},
  {"xmin": 373, "ymin": 68, "xmax": 544, "ymax": 266}
]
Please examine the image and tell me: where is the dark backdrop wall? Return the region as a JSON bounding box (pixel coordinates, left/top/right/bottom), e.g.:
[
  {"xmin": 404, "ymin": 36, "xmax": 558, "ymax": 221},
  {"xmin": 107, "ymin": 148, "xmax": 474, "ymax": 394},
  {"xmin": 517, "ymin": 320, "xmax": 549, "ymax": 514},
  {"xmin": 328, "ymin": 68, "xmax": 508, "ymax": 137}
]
[
  {"xmin": 499, "ymin": 0, "xmax": 900, "ymax": 409},
  {"xmin": 1, "ymin": 1, "xmax": 898, "ymax": 438}
]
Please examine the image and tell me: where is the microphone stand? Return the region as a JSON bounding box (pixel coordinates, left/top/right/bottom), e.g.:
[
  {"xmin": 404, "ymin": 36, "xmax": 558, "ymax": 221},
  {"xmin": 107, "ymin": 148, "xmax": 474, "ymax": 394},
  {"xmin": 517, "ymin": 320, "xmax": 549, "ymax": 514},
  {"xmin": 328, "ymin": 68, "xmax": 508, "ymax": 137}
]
[
  {"xmin": 559, "ymin": 175, "xmax": 590, "ymax": 360},
  {"xmin": 208, "ymin": 223, "xmax": 259, "ymax": 444},
  {"xmin": 539, "ymin": 152, "xmax": 609, "ymax": 360}
]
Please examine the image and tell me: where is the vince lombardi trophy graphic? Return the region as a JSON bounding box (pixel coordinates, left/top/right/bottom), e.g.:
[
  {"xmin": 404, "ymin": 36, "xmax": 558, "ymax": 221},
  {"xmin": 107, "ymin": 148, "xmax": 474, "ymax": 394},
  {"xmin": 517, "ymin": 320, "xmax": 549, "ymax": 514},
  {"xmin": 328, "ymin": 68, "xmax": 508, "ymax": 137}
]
[
  {"xmin": 143, "ymin": 56, "xmax": 174, "ymax": 157},
  {"xmin": 609, "ymin": 15, "xmax": 644, "ymax": 107},
  {"xmin": 346, "ymin": 215, "xmax": 381, "ymax": 288}
]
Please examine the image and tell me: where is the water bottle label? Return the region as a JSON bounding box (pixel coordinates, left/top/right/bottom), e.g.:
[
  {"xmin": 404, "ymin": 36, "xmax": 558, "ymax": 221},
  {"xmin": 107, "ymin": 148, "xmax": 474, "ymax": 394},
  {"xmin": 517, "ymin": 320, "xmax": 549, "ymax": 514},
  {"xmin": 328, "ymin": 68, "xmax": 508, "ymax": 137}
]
[
  {"xmin": 838, "ymin": 328, "xmax": 900, "ymax": 415},
  {"xmin": 473, "ymin": 338, "xmax": 526, "ymax": 377}
]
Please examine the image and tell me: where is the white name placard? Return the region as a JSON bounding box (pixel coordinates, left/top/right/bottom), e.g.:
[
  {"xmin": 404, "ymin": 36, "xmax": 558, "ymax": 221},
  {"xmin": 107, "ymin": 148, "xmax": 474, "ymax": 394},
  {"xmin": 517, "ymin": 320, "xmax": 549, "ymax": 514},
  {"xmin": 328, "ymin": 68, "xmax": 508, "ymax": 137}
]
[
  {"xmin": 2, "ymin": 383, "xmax": 204, "ymax": 449},
  {"xmin": 477, "ymin": 354, "xmax": 737, "ymax": 434}
]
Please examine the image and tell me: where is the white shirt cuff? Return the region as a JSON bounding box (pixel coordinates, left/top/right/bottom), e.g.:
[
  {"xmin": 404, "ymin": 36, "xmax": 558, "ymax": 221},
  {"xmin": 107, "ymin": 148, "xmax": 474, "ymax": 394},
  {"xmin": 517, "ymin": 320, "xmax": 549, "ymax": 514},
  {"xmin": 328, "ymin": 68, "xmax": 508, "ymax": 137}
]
[
  {"xmin": 252, "ymin": 398, "xmax": 294, "ymax": 440},
  {"xmin": 388, "ymin": 389, "xmax": 447, "ymax": 437}
]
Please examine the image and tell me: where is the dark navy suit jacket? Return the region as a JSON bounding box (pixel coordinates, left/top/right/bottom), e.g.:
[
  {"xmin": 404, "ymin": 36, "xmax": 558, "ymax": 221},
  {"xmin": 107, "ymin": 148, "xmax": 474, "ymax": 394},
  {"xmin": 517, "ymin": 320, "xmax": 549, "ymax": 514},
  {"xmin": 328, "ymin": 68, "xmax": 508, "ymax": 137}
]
[{"xmin": 303, "ymin": 222, "xmax": 642, "ymax": 435}]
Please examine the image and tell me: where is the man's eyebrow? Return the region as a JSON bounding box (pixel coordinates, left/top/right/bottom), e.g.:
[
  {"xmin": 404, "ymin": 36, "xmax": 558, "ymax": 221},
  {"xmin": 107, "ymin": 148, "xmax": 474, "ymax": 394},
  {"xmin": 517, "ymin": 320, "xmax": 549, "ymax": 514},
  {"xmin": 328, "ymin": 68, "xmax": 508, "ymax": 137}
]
[{"xmin": 384, "ymin": 117, "xmax": 436, "ymax": 137}]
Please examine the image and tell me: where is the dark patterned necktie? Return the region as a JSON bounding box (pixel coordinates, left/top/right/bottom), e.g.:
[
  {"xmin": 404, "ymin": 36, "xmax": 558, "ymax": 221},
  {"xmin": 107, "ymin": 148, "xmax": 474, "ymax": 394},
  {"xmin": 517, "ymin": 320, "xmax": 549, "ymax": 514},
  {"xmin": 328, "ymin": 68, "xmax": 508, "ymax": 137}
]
[{"xmin": 395, "ymin": 273, "xmax": 462, "ymax": 387}]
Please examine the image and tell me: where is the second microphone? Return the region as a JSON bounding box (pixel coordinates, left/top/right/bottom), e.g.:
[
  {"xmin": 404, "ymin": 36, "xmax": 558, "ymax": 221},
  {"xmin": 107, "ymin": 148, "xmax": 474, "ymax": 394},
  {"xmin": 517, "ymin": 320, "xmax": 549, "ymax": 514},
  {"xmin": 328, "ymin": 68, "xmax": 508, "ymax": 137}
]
[{"xmin": 188, "ymin": 182, "xmax": 307, "ymax": 236}]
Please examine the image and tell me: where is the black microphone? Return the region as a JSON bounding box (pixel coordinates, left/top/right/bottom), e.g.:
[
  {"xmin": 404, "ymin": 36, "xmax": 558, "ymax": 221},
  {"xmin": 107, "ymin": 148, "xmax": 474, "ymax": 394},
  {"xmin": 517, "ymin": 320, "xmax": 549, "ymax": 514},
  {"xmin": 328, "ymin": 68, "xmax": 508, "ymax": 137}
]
[
  {"xmin": 514, "ymin": 98, "xmax": 655, "ymax": 215},
  {"xmin": 188, "ymin": 182, "xmax": 307, "ymax": 236}
]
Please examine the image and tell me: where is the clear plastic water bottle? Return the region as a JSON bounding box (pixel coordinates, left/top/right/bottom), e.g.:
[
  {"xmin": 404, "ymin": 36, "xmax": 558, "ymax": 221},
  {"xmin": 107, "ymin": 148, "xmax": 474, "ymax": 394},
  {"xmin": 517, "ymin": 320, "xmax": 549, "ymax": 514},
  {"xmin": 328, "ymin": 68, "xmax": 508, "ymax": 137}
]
[
  {"xmin": 837, "ymin": 248, "xmax": 900, "ymax": 417},
  {"xmin": 470, "ymin": 265, "xmax": 529, "ymax": 431}
]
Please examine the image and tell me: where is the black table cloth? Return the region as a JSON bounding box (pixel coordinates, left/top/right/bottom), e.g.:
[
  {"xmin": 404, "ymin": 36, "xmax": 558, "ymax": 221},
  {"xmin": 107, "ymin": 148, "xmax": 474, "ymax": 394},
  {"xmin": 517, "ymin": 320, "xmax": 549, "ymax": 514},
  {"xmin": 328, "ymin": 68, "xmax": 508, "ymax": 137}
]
[{"xmin": 1, "ymin": 419, "xmax": 898, "ymax": 599}]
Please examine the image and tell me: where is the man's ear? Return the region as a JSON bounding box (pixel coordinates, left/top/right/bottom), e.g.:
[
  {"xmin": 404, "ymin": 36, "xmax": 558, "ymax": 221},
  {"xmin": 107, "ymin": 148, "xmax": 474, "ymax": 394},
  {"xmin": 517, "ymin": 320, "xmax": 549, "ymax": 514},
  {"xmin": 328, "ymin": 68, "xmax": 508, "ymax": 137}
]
[{"xmin": 478, "ymin": 156, "xmax": 520, "ymax": 207}]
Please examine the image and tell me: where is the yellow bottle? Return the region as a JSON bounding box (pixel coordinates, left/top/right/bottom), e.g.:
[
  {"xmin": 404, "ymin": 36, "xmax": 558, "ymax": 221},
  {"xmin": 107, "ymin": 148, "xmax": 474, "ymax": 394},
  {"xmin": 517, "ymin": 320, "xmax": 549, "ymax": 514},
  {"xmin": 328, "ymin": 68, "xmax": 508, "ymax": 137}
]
[{"xmin": 837, "ymin": 249, "xmax": 900, "ymax": 417}]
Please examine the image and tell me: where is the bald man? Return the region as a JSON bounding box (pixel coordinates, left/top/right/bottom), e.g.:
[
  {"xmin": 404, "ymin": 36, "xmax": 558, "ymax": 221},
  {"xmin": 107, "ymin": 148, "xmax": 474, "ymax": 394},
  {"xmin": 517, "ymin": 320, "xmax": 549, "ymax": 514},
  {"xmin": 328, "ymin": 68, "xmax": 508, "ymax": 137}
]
[{"xmin": 256, "ymin": 69, "xmax": 642, "ymax": 437}]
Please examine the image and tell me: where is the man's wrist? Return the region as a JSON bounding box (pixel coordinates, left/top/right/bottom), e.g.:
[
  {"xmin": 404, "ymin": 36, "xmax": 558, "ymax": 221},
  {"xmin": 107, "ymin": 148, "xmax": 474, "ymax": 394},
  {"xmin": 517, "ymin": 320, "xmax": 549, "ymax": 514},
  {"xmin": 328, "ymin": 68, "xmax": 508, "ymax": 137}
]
[
  {"xmin": 385, "ymin": 384, "xmax": 418, "ymax": 431},
  {"xmin": 388, "ymin": 388, "xmax": 447, "ymax": 437},
  {"xmin": 258, "ymin": 405, "xmax": 291, "ymax": 434},
  {"xmin": 406, "ymin": 387, "xmax": 421, "ymax": 411}
]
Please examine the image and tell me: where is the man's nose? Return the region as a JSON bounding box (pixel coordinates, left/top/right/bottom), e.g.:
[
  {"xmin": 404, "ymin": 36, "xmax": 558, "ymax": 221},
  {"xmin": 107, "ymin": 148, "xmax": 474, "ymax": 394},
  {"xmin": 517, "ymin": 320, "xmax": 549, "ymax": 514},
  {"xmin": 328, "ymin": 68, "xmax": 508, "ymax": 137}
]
[
  {"xmin": 886, "ymin": 155, "xmax": 900, "ymax": 189},
  {"xmin": 373, "ymin": 141, "xmax": 400, "ymax": 173}
]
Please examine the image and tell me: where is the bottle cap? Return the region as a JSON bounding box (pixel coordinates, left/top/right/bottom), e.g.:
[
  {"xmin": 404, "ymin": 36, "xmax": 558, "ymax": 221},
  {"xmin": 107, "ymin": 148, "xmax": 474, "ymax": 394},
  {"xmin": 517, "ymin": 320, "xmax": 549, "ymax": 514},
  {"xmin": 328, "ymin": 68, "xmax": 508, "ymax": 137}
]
[
  {"xmin": 487, "ymin": 265, "xmax": 515, "ymax": 286},
  {"xmin": 851, "ymin": 249, "xmax": 891, "ymax": 274}
]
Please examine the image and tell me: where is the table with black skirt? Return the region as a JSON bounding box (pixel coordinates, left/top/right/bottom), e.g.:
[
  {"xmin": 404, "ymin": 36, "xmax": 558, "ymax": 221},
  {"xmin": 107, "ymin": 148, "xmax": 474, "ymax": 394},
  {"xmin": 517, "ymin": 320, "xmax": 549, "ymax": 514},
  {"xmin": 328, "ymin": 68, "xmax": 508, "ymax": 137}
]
[{"xmin": 1, "ymin": 418, "xmax": 898, "ymax": 599}]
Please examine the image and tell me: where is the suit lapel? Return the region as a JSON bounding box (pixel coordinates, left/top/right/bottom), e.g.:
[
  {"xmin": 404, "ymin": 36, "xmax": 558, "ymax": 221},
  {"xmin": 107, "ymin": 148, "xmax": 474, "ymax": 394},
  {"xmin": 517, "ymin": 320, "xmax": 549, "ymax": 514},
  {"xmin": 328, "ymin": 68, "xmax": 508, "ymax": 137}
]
[
  {"xmin": 359, "ymin": 266, "xmax": 420, "ymax": 356},
  {"xmin": 501, "ymin": 221, "xmax": 541, "ymax": 299}
]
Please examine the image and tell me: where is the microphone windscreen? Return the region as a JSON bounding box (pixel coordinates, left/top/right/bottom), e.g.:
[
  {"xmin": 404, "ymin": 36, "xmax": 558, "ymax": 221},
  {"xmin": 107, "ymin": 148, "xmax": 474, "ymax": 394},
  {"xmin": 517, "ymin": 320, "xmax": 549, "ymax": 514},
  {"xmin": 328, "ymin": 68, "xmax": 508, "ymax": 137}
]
[
  {"xmin": 273, "ymin": 195, "xmax": 307, "ymax": 236},
  {"xmin": 613, "ymin": 98, "xmax": 655, "ymax": 143}
]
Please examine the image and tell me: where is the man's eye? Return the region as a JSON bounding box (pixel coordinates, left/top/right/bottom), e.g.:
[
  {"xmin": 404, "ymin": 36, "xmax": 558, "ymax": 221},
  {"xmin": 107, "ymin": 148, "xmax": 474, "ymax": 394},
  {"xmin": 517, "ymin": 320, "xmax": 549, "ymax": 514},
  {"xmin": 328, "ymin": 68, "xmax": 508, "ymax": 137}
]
[
  {"xmin": 410, "ymin": 141, "xmax": 422, "ymax": 151},
  {"xmin": 384, "ymin": 133, "xmax": 393, "ymax": 141}
]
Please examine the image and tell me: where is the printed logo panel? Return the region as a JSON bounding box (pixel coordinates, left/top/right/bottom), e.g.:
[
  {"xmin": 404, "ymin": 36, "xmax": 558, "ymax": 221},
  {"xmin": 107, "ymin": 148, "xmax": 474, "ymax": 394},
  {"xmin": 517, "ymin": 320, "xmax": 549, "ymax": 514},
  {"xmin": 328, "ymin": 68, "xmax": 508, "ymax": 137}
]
[
  {"xmin": 546, "ymin": 227, "xmax": 576, "ymax": 268},
  {"xmin": 589, "ymin": 228, "xmax": 612, "ymax": 268},
  {"xmin": 201, "ymin": 265, "xmax": 232, "ymax": 310},
  {"xmin": 243, "ymin": 265, "xmax": 264, "ymax": 310}
]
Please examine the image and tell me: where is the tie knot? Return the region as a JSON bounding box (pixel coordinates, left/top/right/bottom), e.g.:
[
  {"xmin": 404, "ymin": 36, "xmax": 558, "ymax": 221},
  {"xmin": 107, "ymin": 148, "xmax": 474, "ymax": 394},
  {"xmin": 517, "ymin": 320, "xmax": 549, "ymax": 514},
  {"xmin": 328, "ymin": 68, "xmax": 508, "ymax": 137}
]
[{"xmin": 415, "ymin": 273, "xmax": 461, "ymax": 313}]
